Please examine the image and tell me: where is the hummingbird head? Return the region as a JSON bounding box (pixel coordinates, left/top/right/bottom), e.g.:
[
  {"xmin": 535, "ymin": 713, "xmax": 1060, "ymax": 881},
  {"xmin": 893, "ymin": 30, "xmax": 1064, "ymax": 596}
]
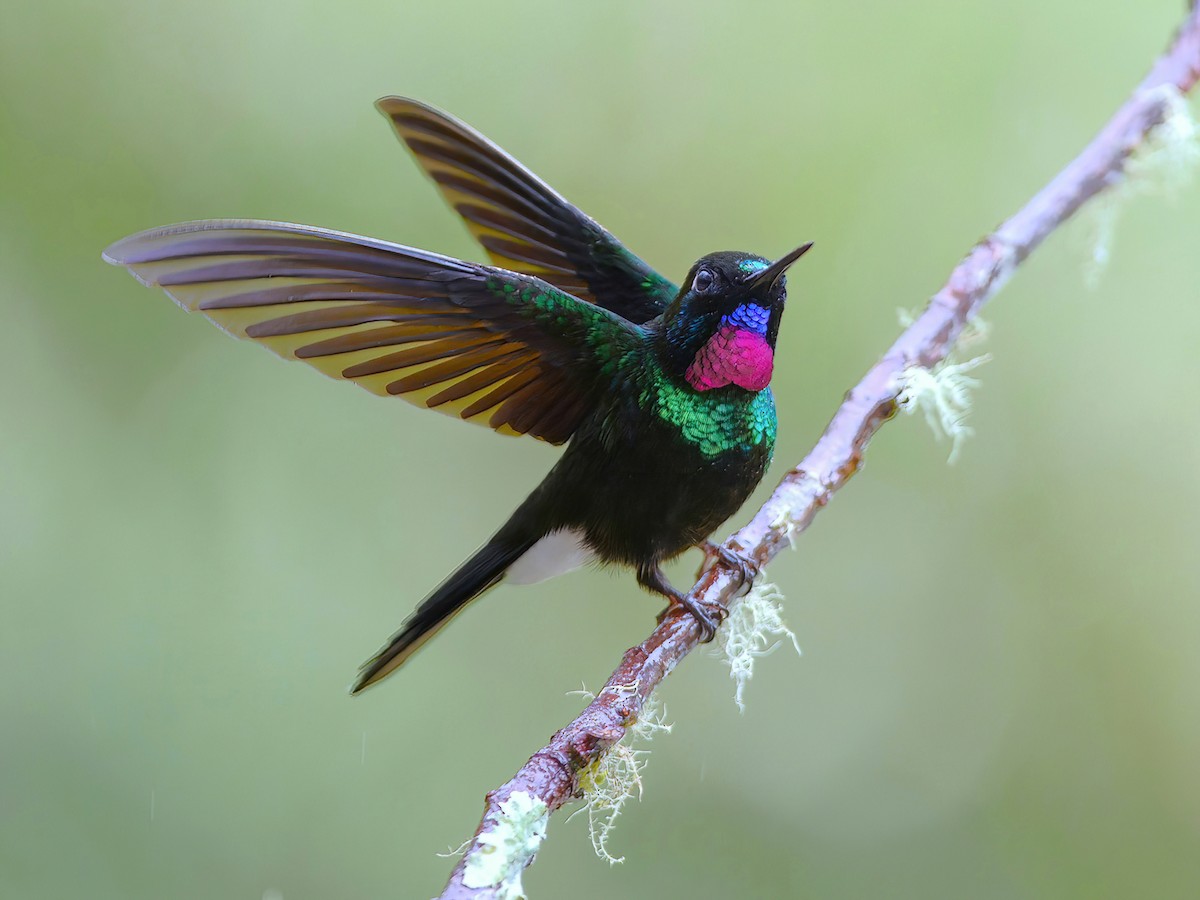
[{"xmin": 662, "ymin": 243, "xmax": 812, "ymax": 392}]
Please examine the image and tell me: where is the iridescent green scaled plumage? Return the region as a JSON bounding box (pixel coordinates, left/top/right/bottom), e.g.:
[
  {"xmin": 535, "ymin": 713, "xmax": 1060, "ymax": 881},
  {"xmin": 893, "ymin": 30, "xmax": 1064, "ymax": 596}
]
[
  {"xmin": 643, "ymin": 366, "xmax": 776, "ymax": 458},
  {"xmin": 102, "ymin": 96, "xmax": 812, "ymax": 692}
]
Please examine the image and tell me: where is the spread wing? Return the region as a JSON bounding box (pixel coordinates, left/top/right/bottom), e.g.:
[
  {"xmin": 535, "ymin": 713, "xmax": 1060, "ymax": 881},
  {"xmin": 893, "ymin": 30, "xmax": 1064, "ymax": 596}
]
[
  {"xmin": 103, "ymin": 220, "xmax": 644, "ymax": 444},
  {"xmin": 378, "ymin": 96, "xmax": 677, "ymax": 324}
]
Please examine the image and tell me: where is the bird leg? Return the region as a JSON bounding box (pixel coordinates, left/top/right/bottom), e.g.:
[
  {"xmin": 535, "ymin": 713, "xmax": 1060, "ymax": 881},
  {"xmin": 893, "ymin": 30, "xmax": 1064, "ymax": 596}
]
[
  {"xmin": 638, "ymin": 563, "xmax": 724, "ymax": 642},
  {"xmin": 696, "ymin": 539, "xmax": 760, "ymax": 588}
]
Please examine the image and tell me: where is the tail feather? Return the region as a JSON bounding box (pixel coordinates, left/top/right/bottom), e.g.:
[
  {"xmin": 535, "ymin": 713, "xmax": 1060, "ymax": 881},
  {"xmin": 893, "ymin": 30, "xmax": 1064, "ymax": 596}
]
[{"xmin": 349, "ymin": 535, "xmax": 535, "ymax": 693}]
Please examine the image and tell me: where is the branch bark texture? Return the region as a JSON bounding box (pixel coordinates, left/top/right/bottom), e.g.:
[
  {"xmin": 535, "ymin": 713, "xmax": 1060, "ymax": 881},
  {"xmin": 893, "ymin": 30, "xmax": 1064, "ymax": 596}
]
[{"xmin": 439, "ymin": 9, "xmax": 1200, "ymax": 897}]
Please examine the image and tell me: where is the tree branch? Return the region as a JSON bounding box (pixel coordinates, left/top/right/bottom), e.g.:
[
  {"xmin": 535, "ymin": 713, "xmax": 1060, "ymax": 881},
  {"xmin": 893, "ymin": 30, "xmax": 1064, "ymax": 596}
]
[{"xmin": 438, "ymin": 8, "xmax": 1200, "ymax": 897}]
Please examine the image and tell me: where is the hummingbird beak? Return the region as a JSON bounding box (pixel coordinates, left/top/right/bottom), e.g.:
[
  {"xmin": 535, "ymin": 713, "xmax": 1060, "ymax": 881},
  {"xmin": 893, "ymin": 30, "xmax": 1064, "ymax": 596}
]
[{"xmin": 743, "ymin": 242, "xmax": 813, "ymax": 293}]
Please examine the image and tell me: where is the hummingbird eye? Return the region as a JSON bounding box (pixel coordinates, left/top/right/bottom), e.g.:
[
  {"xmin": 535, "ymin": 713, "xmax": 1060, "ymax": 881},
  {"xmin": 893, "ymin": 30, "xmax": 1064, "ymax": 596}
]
[{"xmin": 691, "ymin": 269, "xmax": 715, "ymax": 293}]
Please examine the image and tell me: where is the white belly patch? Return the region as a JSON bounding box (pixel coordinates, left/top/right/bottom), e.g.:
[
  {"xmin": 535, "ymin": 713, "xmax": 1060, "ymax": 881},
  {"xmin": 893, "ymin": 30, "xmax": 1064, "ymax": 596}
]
[{"xmin": 506, "ymin": 528, "xmax": 597, "ymax": 585}]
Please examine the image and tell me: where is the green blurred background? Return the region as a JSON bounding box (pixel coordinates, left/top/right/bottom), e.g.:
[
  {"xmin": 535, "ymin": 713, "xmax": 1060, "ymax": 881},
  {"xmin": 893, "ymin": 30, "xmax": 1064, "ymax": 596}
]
[{"xmin": 3, "ymin": 1, "xmax": 1198, "ymax": 897}]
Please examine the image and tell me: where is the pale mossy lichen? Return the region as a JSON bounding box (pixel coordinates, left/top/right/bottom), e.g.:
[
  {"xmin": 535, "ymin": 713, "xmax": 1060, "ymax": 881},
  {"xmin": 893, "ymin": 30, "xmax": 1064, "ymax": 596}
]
[
  {"xmin": 770, "ymin": 507, "xmax": 799, "ymax": 551},
  {"xmin": 1084, "ymin": 86, "xmax": 1199, "ymax": 286},
  {"xmin": 897, "ymin": 352, "xmax": 991, "ymax": 464},
  {"xmin": 571, "ymin": 692, "xmax": 673, "ymax": 865},
  {"xmin": 461, "ymin": 791, "xmax": 549, "ymax": 899},
  {"xmin": 895, "ymin": 309, "xmax": 990, "ymax": 463},
  {"xmin": 711, "ymin": 578, "xmax": 802, "ymax": 713}
]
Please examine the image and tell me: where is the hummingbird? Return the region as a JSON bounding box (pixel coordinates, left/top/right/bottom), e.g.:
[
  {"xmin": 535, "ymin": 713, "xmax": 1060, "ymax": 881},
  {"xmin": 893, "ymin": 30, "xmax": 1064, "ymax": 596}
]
[{"xmin": 103, "ymin": 97, "xmax": 812, "ymax": 693}]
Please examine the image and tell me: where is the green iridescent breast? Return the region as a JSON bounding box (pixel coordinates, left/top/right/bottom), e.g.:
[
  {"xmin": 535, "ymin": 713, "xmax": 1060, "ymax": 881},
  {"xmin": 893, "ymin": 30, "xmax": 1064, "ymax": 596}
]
[{"xmin": 642, "ymin": 362, "xmax": 777, "ymax": 459}]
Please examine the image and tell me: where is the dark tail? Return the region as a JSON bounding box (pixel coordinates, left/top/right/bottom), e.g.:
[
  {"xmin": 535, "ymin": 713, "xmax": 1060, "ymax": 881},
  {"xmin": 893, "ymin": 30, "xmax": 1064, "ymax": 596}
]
[{"xmin": 349, "ymin": 534, "xmax": 536, "ymax": 693}]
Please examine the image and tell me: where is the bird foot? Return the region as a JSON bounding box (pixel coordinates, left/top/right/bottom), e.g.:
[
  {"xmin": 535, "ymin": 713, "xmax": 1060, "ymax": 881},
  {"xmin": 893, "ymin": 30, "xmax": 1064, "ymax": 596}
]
[
  {"xmin": 656, "ymin": 593, "xmax": 727, "ymax": 643},
  {"xmin": 696, "ymin": 540, "xmax": 760, "ymax": 589}
]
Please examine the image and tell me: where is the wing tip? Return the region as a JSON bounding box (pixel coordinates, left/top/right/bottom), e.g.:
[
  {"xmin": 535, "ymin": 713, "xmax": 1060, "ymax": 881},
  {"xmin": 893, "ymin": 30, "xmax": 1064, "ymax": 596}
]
[
  {"xmin": 102, "ymin": 221, "xmax": 220, "ymax": 275},
  {"xmin": 102, "ymin": 233, "xmax": 142, "ymax": 269},
  {"xmin": 102, "ymin": 238, "xmax": 160, "ymax": 288},
  {"xmin": 348, "ymin": 646, "xmax": 409, "ymax": 695},
  {"xmin": 376, "ymin": 95, "xmax": 425, "ymax": 120}
]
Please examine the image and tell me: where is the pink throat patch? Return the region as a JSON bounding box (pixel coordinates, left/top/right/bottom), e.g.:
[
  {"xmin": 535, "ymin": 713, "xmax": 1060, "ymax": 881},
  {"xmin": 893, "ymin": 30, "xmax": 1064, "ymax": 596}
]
[{"xmin": 684, "ymin": 326, "xmax": 774, "ymax": 392}]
